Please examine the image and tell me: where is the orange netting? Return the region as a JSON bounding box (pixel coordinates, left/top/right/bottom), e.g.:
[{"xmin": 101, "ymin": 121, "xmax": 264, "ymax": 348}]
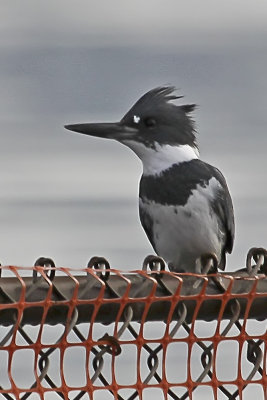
[{"xmin": 0, "ymin": 252, "xmax": 267, "ymax": 400}]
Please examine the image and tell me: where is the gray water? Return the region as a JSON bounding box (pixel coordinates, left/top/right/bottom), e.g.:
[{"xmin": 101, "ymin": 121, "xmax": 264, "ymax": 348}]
[
  {"xmin": 0, "ymin": 2, "xmax": 267, "ymax": 398},
  {"xmin": 0, "ymin": 1, "xmax": 267, "ymax": 271},
  {"xmin": 1, "ymin": 1, "xmax": 267, "ymax": 271}
]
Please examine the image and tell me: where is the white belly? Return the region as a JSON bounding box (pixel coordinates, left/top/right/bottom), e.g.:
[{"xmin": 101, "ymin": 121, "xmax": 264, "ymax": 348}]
[{"xmin": 140, "ymin": 182, "xmax": 225, "ymax": 272}]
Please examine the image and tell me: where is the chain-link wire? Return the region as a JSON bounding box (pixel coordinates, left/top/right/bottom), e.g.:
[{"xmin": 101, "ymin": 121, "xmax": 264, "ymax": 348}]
[{"xmin": 0, "ymin": 247, "xmax": 267, "ymax": 400}]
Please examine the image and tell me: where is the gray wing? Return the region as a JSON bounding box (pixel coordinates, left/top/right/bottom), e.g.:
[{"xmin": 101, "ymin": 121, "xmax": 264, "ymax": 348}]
[
  {"xmin": 139, "ymin": 200, "xmax": 157, "ymax": 252},
  {"xmin": 211, "ymin": 166, "xmax": 235, "ymax": 255}
]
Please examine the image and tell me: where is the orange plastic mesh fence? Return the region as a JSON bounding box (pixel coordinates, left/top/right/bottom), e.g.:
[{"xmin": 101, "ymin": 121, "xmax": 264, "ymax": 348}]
[{"xmin": 0, "ymin": 251, "xmax": 267, "ymax": 400}]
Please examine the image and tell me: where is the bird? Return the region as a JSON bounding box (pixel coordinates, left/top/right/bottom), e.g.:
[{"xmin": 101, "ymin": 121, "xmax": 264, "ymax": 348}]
[{"xmin": 65, "ymin": 86, "xmax": 234, "ymax": 273}]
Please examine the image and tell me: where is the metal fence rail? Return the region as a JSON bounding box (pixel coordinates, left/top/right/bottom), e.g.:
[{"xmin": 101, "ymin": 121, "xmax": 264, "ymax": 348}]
[{"xmin": 0, "ymin": 248, "xmax": 267, "ymax": 400}]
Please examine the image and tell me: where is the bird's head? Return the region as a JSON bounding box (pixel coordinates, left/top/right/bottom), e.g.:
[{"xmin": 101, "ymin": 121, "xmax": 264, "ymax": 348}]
[{"xmin": 65, "ymin": 87, "xmax": 198, "ymax": 173}]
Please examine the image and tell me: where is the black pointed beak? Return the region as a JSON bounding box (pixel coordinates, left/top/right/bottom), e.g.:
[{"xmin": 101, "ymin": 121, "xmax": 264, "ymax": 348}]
[{"xmin": 64, "ymin": 122, "xmax": 137, "ymax": 141}]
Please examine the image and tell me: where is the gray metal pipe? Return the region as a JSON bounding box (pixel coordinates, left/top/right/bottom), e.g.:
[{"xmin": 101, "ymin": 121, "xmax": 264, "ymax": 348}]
[{"xmin": 1, "ymin": 266, "xmax": 267, "ymax": 326}]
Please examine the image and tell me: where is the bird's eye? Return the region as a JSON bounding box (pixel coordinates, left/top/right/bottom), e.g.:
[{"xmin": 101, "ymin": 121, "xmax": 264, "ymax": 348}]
[{"xmin": 144, "ymin": 117, "xmax": 156, "ymax": 128}]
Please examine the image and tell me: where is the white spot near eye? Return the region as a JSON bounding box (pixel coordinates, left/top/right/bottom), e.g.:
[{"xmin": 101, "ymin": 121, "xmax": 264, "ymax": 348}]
[{"xmin": 133, "ymin": 115, "xmax": 140, "ymax": 124}]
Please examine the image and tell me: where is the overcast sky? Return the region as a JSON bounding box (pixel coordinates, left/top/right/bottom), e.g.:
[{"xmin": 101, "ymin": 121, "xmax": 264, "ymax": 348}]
[{"xmin": 0, "ymin": 0, "xmax": 267, "ymax": 270}]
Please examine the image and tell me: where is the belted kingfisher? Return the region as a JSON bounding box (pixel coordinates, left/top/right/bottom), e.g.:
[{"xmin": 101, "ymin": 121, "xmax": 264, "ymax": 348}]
[{"xmin": 65, "ymin": 86, "xmax": 234, "ymax": 273}]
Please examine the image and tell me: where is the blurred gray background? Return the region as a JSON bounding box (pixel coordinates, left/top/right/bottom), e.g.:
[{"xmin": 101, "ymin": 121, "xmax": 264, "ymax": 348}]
[{"xmin": 0, "ymin": 0, "xmax": 266, "ymax": 271}]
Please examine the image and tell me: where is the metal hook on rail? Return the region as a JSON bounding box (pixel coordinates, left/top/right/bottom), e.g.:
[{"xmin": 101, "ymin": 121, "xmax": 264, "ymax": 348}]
[
  {"xmin": 33, "ymin": 257, "xmax": 56, "ymax": 282},
  {"xmin": 87, "ymin": 256, "xmax": 111, "ymax": 281},
  {"xmin": 142, "ymin": 255, "xmax": 166, "ymax": 272},
  {"xmin": 246, "ymin": 247, "xmax": 267, "ymax": 276}
]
